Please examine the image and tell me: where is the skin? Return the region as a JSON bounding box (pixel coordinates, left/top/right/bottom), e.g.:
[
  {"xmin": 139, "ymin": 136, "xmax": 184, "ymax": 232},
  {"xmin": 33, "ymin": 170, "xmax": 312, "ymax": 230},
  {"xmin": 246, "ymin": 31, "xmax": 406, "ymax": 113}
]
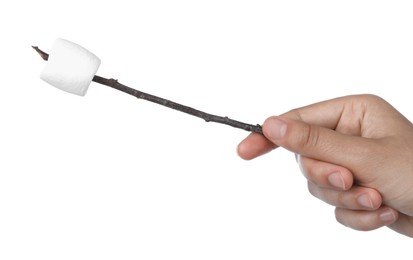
[{"xmin": 237, "ymin": 94, "xmax": 413, "ymax": 237}]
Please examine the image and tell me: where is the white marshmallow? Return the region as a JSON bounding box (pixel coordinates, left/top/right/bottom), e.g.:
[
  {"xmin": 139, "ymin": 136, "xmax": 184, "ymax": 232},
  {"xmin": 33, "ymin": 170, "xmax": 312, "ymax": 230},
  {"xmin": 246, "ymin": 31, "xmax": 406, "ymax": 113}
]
[{"xmin": 40, "ymin": 38, "xmax": 101, "ymax": 96}]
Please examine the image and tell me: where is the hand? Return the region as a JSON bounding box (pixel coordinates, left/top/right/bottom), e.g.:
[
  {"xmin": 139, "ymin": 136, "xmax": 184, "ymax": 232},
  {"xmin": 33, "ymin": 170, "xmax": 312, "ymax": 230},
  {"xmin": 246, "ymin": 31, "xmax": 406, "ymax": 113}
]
[{"xmin": 238, "ymin": 94, "xmax": 413, "ymax": 237}]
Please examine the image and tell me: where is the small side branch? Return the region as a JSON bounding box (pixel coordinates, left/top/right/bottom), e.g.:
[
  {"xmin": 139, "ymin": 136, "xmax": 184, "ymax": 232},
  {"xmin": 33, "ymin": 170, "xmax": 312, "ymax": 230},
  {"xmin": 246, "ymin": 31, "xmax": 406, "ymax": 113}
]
[{"xmin": 33, "ymin": 46, "xmax": 263, "ymax": 134}]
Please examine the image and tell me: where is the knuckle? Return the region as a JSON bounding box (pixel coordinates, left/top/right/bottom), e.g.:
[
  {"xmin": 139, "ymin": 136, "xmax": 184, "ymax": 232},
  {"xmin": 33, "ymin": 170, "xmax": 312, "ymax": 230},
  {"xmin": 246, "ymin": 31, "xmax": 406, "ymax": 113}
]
[
  {"xmin": 283, "ymin": 108, "xmax": 303, "ymax": 121},
  {"xmin": 335, "ymin": 208, "xmax": 381, "ymax": 231},
  {"xmin": 334, "ymin": 208, "xmax": 346, "ymax": 226},
  {"xmin": 306, "ymin": 182, "xmax": 334, "ymax": 205},
  {"xmin": 307, "ymin": 181, "xmax": 318, "ymax": 197},
  {"xmin": 296, "ymin": 124, "xmax": 321, "ymax": 150},
  {"xmin": 335, "ymin": 192, "xmax": 349, "ymax": 208}
]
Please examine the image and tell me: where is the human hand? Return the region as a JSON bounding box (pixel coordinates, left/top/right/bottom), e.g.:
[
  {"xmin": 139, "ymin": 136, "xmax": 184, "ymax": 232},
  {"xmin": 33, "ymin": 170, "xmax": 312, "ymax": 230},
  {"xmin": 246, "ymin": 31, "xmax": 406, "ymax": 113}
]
[{"xmin": 238, "ymin": 94, "xmax": 413, "ymax": 237}]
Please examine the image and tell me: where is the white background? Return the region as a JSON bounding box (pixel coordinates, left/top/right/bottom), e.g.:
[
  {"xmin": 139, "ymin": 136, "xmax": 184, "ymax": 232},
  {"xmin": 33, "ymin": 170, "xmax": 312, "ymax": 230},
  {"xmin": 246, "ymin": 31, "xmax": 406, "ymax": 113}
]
[{"xmin": 1, "ymin": 0, "xmax": 412, "ymax": 259}]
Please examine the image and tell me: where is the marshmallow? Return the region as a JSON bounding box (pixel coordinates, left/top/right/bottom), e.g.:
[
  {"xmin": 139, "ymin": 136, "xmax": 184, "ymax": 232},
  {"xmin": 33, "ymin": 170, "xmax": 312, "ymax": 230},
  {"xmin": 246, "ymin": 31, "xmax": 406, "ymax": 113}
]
[{"xmin": 40, "ymin": 38, "xmax": 101, "ymax": 96}]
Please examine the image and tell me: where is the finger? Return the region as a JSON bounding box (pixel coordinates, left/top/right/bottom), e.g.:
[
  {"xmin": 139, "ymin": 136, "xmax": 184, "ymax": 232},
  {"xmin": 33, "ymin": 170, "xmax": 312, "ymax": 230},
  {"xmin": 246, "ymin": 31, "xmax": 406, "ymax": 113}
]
[
  {"xmin": 335, "ymin": 206, "xmax": 398, "ymax": 231},
  {"xmin": 281, "ymin": 94, "xmax": 409, "ymax": 137},
  {"xmin": 388, "ymin": 213, "xmax": 413, "ymax": 238},
  {"xmin": 237, "ymin": 132, "xmax": 277, "ymax": 160},
  {"xmin": 297, "ymin": 155, "xmax": 353, "ymax": 190},
  {"xmin": 262, "ymin": 116, "xmax": 379, "ymax": 174},
  {"xmin": 280, "ymin": 95, "xmax": 353, "ymax": 130},
  {"xmin": 238, "ymin": 94, "xmax": 372, "ymax": 161},
  {"xmin": 238, "ymin": 95, "xmax": 360, "ymax": 161},
  {"xmin": 308, "ymin": 183, "xmax": 382, "ymax": 210}
]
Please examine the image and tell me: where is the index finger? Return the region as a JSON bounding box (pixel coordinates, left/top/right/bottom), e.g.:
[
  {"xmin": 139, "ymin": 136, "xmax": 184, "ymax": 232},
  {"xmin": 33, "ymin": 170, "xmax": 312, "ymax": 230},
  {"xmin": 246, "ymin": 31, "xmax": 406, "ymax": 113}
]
[{"xmin": 238, "ymin": 95, "xmax": 354, "ymax": 160}]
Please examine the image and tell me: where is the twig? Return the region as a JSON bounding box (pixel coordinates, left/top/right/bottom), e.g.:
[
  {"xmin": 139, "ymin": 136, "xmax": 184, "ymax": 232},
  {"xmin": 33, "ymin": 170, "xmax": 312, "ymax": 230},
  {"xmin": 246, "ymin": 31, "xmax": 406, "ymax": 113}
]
[
  {"xmin": 32, "ymin": 46, "xmax": 263, "ymax": 134},
  {"xmin": 32, "ymin": 46, "xmax": 49, "ymax": 61}
]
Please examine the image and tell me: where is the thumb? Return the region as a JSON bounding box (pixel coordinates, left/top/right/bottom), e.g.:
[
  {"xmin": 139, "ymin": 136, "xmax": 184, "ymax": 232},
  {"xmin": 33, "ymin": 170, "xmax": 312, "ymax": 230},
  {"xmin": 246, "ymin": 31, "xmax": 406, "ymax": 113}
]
[{"xmin": 262, "ymin": 116, "xmax": 376, "ymax": 168}]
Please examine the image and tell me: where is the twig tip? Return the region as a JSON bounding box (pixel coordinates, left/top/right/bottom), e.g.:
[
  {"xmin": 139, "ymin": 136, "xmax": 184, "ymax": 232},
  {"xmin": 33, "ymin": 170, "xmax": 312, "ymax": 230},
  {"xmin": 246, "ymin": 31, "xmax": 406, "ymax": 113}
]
[{"xmin": 32, "ymin": 45, "xmax": 49, "ymax": 61}]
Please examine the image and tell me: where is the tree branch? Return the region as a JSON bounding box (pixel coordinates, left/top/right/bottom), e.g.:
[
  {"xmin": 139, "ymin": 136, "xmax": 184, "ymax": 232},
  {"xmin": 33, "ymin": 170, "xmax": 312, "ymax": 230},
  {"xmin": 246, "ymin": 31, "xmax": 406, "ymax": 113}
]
[{"xmin": 33, "ymin": 46, "xmax": 263, "ymax": 134}]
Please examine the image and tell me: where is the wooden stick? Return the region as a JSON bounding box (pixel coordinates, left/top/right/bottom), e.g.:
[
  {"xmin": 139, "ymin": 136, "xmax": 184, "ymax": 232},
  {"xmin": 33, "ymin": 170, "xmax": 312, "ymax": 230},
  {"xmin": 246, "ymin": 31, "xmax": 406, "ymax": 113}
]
[{"xmin": 33, "ymin": 46, "xmax": 263, "ymax": 134}]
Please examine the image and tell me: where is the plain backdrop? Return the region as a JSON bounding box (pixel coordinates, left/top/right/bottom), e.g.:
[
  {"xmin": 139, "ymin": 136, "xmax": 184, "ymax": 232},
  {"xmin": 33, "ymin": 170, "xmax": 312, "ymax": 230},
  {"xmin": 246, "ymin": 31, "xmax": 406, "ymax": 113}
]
[{"xmin": 1, "ymin": 0, "xmax": 412, "ymax": 259}]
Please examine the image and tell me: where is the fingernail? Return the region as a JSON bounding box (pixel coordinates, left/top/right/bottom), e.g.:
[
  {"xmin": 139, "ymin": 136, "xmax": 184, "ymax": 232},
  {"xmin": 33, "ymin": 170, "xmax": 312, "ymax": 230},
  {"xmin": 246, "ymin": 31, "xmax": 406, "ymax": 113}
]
[
  {"xmin": 328, "ymin": 172, "xmax": 345, "ymax": 190},
  {"xmin": 357, "ymin": 194, "xmax": 374, "ymax": 209},
  {"xmin": 379, "ymin": 209, "xmax": 396, "ymax": 223},
  {"xmin": 264, "ymin": 118, "xmax": 287, "ymax": 140}
]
